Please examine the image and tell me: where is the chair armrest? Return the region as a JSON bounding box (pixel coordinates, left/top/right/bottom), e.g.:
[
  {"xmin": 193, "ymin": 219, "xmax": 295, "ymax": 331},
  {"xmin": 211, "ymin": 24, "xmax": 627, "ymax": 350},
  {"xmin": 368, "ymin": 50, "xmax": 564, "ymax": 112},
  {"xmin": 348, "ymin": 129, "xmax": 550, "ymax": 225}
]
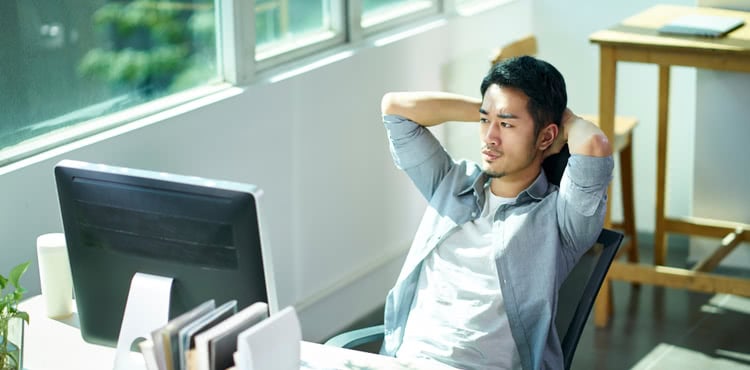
[{"xmin": 324, "ymin": 324, "xmax": 385, "ymax": 349}]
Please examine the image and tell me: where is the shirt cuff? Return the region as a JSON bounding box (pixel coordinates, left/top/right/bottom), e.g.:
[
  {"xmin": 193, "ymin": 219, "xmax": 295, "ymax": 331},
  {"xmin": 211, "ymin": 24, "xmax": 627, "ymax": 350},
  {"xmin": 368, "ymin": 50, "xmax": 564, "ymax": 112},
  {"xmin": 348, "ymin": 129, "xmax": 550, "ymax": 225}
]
[{"xmin": 565, "ymin": 155, "xmax": 614, "ymax": 187}]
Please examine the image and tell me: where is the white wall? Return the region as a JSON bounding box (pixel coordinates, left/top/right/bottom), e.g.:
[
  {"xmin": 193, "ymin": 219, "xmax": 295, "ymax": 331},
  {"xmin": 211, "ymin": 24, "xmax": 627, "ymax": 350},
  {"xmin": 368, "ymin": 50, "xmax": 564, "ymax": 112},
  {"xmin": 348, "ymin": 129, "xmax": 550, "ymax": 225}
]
[
  {"xmin": 690, "ymin": 0, "xmax": 750, "ymax": 267},
  {"xmin": 0, "ymin": 0, "xmax": 532, "ymax": 342}
]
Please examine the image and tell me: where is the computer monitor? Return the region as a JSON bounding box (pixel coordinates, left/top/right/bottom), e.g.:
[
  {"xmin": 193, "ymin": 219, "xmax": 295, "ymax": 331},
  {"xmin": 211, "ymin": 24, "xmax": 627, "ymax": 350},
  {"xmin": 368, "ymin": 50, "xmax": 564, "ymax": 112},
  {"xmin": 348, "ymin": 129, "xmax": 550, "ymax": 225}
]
[{"xmin": 54, "ymin": 159, "xmax": 279, "ymax": 348}]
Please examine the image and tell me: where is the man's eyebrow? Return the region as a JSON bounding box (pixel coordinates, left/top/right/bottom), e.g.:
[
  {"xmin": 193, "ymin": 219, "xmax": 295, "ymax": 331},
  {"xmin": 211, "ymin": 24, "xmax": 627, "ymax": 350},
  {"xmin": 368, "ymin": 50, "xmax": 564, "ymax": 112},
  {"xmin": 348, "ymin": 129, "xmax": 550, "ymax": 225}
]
[{"xmin": 478, "ymin": 108, "xmax": 518, "ymax": 119}]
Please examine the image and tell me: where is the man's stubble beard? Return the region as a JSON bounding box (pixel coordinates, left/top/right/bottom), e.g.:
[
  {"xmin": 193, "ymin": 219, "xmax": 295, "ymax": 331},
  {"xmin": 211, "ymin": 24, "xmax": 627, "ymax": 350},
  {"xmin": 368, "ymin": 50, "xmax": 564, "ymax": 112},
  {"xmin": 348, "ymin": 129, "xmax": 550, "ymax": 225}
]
[
  {"xmin": 484, "ymin": 169, "xmax": 506, "ymax": 178},
  {"xmin": 481, "ymin": 143, "xmax": 540, "ymax": 179}
]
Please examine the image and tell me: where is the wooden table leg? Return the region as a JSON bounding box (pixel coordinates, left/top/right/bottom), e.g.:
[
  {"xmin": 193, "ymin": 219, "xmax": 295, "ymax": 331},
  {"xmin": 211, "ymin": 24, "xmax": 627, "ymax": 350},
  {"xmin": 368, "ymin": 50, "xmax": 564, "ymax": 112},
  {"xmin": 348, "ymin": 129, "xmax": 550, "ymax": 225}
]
[
  {"xmin": 620, "ymin": 140, "xmax": 639, "ymax": 264},
  {"xmin": 598, "ymin": 45, "xmax": 617, "ymax": 229},
  {"xmin": 595, "ymin": 45, "xmax": 617, "ymax": 327},
  {"xmin": 654, "ymin": 65, "xmax": 671, "ymax": 266}
]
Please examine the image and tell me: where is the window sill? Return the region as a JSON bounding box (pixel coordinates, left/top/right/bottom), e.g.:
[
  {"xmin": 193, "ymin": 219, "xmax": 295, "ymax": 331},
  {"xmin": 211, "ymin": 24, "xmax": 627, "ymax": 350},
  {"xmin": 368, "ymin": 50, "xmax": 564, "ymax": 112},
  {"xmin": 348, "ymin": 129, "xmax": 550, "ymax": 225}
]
[{"xmin": 0, "ymin": 83, "xmax": 241, "ymax": 175}]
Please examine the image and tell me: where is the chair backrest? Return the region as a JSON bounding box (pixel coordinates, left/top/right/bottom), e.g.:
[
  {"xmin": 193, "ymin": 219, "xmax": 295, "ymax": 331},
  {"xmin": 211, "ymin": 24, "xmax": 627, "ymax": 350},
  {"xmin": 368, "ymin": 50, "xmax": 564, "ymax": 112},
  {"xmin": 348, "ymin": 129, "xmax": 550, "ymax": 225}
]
[
  {"xmin": 542, "ymin": 144, "xmax": 569, "ymax": 186},
  {"xmin": 490, "ymin": 35, "xmax": 538, "ymax": 64},
  {"xmin": 555, "ymin": 228, "xmax": 623, "ymax": 370}
]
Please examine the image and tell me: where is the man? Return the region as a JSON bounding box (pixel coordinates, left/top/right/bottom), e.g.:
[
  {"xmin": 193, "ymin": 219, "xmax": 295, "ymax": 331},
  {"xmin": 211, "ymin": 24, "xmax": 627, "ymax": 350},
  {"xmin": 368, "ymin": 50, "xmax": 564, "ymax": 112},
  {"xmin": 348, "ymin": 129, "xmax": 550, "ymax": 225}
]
[{"xmin": 379, "ymin": 56, "xmax": 613, "ymax": 370}]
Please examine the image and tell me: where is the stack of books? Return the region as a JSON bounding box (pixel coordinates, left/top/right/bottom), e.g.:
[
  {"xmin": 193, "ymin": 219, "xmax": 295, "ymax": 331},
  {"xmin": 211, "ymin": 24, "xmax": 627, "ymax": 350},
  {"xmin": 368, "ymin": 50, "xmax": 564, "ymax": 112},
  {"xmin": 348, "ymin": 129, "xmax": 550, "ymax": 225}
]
[{"xmin": 138, "ymin": 301, "xmax": 300, "ymax": 370}]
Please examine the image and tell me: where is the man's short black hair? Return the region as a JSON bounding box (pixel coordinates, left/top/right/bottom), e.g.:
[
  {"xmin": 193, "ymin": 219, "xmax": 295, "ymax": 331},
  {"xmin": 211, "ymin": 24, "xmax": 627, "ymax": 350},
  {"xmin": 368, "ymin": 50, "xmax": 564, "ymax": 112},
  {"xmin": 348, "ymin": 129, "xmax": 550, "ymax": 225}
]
[{"xmin": 480, "ymin": 56, "xmax": 567, "ymax": 136}]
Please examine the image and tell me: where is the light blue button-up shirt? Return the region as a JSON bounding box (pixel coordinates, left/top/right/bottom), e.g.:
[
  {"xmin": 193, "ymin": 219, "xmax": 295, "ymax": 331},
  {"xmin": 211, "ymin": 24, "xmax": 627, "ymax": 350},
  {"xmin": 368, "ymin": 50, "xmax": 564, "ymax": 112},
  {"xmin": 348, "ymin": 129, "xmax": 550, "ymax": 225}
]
[{"xmin": 381, "ymin": 115, "xmax": 613, "ymax": 370}]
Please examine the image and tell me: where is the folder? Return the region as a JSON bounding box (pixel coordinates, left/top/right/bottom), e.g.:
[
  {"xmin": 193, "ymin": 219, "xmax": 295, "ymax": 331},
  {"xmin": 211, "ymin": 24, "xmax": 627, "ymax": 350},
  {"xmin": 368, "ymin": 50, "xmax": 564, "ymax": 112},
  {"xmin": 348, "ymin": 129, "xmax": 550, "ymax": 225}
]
[
  {"xmin": 152, "ymin": 300, "xmax": 216, "ymax": 370},
  {"xmin": 192, "ymin": 302, "xmax": 269, "ymax": 370},
  {"xmin": 179, "ymin": 300, "xmax": 237, "ymax": 370},
  {"xmin": 235, "ymin": 306, "xmax": 301, "ymax": 370}
]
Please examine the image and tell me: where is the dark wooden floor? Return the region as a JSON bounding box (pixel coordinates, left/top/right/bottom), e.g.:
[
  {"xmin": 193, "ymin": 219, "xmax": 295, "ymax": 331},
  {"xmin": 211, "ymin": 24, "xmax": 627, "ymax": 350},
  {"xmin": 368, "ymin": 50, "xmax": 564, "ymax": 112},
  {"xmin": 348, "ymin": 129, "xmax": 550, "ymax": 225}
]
[
  {"xmin": 331, "ymin": 233, "xmax": 750, "ymax": 369},
  {"xmin": 573, "ymin": 234, "xmax": 750, "ymax": 370}
]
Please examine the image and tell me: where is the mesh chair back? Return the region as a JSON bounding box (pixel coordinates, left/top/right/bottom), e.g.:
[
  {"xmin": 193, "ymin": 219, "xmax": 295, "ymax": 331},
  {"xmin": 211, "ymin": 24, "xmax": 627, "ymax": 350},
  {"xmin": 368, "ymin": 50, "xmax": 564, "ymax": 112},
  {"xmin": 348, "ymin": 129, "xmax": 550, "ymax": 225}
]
[
  {"xmin": 542, "ymin": 143, "xmax": 570, "ymax": 186},
  {"xmin": 555, "ymin": 228, "xmax": 623, "ymax": 370}
]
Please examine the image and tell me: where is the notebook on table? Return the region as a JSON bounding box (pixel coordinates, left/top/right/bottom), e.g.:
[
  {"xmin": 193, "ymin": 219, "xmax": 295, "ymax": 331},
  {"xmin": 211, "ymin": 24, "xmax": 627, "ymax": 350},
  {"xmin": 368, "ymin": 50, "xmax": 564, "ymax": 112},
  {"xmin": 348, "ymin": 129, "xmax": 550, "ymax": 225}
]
[{"xmin": 659, "ymin": 14, "xmax": 745, "ymax": 38}]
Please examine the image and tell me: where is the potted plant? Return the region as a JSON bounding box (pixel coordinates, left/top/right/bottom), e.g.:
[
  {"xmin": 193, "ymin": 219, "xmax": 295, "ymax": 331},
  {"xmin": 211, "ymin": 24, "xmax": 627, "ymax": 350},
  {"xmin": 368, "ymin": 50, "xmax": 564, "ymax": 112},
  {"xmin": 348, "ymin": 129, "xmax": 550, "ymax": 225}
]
[{"xmin": 0, "ymin": 262, "xmax": 30, "ymax": 370}]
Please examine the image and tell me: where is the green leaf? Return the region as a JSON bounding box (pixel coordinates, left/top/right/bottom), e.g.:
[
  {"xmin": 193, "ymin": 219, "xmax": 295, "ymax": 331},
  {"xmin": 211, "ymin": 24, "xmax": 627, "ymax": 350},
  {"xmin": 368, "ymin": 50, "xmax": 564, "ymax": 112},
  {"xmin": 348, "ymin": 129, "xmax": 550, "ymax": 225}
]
[
  {"xmin": 8, "ymin": 348, "xmax": 20, "ymax": 367},
  {"xmin": 93, "ymin": 3, "xmax": 124, "ymax": 26},
  {"xmin": 14, "ymin": 311, "xmax": 29, "ymax": 324},
  {"xmin": 0, "ymin": 274, "xmax": 6, "ymax": 290},
  {"xmin": 12, "ymin": 287, "xmax": 26, "ymax": 302},
  {"xmin": 8, "ymin": 261, "xmax": 30, "ymax": 289}
]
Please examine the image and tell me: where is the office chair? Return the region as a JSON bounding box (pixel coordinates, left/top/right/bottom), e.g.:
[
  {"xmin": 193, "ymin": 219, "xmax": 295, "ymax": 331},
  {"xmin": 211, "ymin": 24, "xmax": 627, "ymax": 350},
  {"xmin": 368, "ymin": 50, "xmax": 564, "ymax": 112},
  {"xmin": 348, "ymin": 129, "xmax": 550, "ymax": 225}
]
[
  {"xmin": 324, "ymin": 228, "xmax": 623, "ymax": 370},
  {"xmin": 491, "ymin": 35, "xmax": 638, "ymax": 267}
]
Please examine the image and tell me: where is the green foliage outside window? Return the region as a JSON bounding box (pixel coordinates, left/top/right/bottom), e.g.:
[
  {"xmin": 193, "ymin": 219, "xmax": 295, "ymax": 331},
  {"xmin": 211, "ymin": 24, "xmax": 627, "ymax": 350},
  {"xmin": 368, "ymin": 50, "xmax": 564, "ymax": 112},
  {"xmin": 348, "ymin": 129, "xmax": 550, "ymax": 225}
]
[{"xmin": 77, "ymin": 0, "xmax": 216, "ymax": 97}]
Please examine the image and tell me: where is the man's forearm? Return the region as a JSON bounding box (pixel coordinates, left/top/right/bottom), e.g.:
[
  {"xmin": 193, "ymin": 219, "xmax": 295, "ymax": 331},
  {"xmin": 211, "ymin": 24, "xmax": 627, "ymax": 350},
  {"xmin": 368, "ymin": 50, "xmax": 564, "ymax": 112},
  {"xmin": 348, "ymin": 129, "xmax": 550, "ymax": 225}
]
[{"xmin": 380, "ymin": 91, "xmax": 481, "ymax": 127}]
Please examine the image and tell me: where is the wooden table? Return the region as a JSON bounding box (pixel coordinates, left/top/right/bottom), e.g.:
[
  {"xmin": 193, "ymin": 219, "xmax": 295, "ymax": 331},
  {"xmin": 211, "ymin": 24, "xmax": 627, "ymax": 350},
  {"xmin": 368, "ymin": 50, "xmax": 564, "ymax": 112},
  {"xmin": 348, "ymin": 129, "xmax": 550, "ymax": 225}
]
[{"xmin": 589, "ymin": 4, "xmax": 750, "ymax": 327}]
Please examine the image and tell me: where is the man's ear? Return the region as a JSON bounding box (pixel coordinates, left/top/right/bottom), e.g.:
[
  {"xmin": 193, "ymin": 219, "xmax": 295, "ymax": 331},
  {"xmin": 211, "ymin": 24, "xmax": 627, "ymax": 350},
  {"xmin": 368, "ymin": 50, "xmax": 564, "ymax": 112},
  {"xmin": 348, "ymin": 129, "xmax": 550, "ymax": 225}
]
[{"xmin": 538, "ymin": 123, "xmax": 558, "ymax": 151}]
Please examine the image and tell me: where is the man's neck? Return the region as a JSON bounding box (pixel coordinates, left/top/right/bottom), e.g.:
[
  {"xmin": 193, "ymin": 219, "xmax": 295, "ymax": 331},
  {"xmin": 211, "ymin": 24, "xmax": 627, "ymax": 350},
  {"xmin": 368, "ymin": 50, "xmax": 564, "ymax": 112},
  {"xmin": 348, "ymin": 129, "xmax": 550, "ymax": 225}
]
[{"xmin": 489, "ymin": 167, "xmax": 542, "ymax": 198}]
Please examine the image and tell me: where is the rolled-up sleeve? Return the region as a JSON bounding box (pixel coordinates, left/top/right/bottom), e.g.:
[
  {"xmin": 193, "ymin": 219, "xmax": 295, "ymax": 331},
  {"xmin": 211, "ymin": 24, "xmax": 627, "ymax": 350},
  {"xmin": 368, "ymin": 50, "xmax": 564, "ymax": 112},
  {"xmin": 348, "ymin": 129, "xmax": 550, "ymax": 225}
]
[
  {"xmin": 557, "ymin": 155, "xmax": 614, "ymax": 259},
  {"xmin": 383, "ymin": 114, "xmax": 454, "ymax": 201},
  {"xmin": 383, "ymin": 114, "xmax": 445, "ymax": 170},
  {"xmin": 560, "ymin": 155, "xmax": 613, "ymax": 216}
]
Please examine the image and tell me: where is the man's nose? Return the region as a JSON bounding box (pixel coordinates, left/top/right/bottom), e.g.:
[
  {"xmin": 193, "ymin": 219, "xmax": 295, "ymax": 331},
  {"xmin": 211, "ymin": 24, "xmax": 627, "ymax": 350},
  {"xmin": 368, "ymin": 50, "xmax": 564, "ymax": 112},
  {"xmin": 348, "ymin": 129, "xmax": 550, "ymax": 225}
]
[{"xmin": 484, "ymin": 122, "xmax": 501, "ymax": 146}]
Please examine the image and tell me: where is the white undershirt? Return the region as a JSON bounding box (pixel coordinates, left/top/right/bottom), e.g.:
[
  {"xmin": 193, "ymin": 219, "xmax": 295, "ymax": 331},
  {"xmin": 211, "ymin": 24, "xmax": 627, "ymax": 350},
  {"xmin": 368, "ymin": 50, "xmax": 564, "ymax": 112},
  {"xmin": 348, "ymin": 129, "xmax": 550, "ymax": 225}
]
[{"xmin": 397, "ymin": 188, "xmax": 521, "ymax": 370}]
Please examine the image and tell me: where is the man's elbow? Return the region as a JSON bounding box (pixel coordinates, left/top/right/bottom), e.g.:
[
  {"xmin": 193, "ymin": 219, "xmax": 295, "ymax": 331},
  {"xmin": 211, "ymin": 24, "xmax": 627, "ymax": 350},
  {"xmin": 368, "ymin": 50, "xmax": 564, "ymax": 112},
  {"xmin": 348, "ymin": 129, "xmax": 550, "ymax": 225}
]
[
  {"xmin": 582, "ymin": 133, "xmax": 613, "ymax": 157},
  {"xmin": 381, "ymin": 92, "xmax": 399, "ymax": 115}
]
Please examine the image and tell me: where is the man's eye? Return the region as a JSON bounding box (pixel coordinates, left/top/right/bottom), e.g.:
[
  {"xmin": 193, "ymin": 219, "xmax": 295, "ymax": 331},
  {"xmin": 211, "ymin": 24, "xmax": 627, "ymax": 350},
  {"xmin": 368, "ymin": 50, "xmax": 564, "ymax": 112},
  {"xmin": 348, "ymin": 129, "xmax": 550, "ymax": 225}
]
[
  {"xmin": 479, "ymin": 118, "xmax": 489, "ymax": 124},
  {"xmin": 501, "ymin": 122, "xmax": 512, "ymax": 128}
]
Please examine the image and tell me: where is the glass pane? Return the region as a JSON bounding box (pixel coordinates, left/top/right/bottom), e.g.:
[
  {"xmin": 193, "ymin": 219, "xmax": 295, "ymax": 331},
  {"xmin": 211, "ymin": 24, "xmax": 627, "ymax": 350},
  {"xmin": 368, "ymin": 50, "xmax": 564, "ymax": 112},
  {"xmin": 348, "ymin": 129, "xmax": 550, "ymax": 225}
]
[
  {"xmin": 0, "ymin": 0, "xmax": 219, "ymax": 160},
  {"xmin": 255, "ymin": 0, "xmax": 330, "ymax": 51},
  {"xmin": 363, "ymin": 0, "xmax": 416, "ymax": 14},
  {"xmin": 455, "ymin": 0, "xmax": 512, "ymax": 14},
  {"xmin": 362, "ymin": 0, "xmax": 434, "ymax": 28}
]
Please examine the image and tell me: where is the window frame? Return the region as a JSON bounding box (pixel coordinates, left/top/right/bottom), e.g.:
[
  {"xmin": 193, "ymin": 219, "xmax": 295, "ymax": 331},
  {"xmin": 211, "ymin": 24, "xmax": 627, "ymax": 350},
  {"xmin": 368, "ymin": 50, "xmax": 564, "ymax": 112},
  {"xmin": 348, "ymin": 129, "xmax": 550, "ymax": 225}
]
[
  {"xmin": 353, "ymin": 0, "xmax": 442, "ymax": 40},
  {"xmin": 251, "ymin": 0, "xmax": 348, "ymax": 73}
]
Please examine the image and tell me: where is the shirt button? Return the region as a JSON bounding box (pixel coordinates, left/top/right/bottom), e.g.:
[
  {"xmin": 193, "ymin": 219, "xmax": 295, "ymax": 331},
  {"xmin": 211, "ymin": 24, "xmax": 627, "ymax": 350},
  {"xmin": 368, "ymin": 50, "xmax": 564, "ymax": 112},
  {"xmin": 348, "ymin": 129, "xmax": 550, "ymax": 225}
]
[{"xmin": 471, "ymin": 212, "xmax": 477, "ymax": 217}]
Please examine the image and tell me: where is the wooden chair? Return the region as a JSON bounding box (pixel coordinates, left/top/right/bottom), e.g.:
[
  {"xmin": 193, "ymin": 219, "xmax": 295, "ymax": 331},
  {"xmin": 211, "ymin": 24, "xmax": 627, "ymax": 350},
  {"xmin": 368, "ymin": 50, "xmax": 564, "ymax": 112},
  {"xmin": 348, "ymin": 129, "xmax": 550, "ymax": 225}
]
[{"xmin": 491, "ymin": 35, "xmax": 639, "ymax": 326}]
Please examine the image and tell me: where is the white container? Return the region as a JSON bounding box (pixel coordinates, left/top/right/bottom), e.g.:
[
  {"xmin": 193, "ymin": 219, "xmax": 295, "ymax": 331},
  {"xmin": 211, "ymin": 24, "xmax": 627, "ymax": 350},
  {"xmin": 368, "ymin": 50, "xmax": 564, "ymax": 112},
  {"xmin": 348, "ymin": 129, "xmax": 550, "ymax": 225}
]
[{"xmin": 36, "ymin": 233, "xmax": 73, "ymax": 318}]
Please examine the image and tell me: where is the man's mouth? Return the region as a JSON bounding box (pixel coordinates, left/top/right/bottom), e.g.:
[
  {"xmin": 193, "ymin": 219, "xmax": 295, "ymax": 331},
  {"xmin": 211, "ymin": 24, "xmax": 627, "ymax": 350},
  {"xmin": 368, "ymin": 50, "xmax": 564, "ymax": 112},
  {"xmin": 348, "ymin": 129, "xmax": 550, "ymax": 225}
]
[{"xmin": 482, "ymin": 149, "xmax": 501, "ymax": 161}]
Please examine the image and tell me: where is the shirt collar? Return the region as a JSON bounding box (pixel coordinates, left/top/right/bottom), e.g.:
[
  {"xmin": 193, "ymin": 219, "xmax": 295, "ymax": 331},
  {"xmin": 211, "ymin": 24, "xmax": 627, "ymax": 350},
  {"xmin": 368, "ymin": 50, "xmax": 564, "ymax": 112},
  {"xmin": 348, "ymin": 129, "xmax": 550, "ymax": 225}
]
[
  {"xmin": 523, "ymin": 170, "xmax": 550, "ymax": 201},
  {"xmin": 457, "ymin": 170, "xmax": 550, "ymax": 202}
]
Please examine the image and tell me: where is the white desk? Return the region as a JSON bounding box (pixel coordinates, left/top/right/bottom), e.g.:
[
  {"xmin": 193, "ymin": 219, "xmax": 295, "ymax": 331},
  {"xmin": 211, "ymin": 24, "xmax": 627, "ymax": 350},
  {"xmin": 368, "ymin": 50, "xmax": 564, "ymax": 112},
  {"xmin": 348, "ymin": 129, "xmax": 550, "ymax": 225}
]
[{"xmin": 20, "ymin": 296, "xmax": 456, "ymax": 370}]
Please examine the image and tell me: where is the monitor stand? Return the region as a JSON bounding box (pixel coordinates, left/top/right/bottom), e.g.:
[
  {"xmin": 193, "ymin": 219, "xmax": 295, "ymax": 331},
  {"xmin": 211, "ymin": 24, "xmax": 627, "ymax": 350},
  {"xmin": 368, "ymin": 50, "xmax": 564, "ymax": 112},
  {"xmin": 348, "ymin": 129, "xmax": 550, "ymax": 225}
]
[{"xmin": 113, "ymin": 272, "xmax": 174, "ymax": 370}]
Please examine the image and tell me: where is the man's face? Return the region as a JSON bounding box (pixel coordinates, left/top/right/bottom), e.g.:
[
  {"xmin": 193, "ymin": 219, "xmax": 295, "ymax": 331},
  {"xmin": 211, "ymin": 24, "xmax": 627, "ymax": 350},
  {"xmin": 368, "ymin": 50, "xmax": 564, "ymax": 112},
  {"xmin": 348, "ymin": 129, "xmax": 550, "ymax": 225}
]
[{"xmin": 479, "ymin": 84, "xmax": 543, "ymax": 180}]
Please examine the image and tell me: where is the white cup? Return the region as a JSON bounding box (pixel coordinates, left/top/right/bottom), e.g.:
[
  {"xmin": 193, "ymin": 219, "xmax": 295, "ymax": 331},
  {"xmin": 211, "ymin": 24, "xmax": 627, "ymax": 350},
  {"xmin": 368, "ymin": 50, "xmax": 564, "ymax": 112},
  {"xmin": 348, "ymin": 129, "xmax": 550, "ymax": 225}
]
[{"xmin": 36, "ymin": 233, "xmax": 73, "ymax": 318}]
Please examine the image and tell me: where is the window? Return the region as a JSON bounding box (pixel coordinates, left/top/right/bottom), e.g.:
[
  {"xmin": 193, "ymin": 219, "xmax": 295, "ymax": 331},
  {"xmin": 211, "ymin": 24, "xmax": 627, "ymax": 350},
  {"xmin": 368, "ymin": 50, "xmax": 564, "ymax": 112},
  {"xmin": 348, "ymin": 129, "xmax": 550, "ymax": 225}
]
[
  {"xmin": 254, "ymin": 0, "xmax": 345, "ymax": 67},
  {"xmin": 0, "ymin": 0, "xmax": 220, "ymax": 166},
  {"xmin": 361, "ymin": 0, "xmax": 438, "ymax": 32},
  {"xmin": 454, "ymin": 0, "xmax": 514, "ymax": 15}
]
